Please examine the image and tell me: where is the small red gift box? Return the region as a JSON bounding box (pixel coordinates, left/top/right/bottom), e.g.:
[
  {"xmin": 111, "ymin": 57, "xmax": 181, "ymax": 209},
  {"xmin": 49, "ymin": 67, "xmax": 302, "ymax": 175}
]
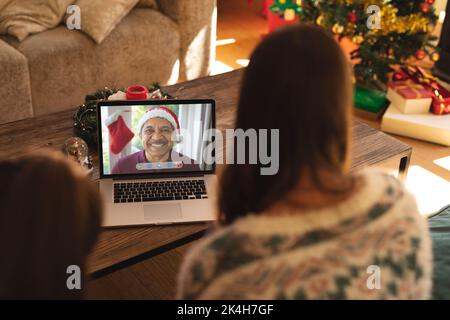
[{"xmin": 387, "ymin": 80, "xmax": 433, "ymax": 114}]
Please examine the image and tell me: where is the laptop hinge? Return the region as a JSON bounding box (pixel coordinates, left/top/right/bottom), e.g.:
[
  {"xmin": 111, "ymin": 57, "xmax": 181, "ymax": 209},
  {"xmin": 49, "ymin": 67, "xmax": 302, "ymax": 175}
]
[{"xmin": 111, "ymin": 172, "xmax": 206, "ymax": 181}]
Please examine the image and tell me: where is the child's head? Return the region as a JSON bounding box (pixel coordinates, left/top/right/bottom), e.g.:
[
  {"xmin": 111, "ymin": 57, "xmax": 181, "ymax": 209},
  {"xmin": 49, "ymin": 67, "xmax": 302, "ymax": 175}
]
[
  {"xmin": 0, "ymin": 151, "xmax": 102, "ymax": 299},
  {"xmin": 219, "ymin": 24, "xmax": 353, "ymax": 223}
]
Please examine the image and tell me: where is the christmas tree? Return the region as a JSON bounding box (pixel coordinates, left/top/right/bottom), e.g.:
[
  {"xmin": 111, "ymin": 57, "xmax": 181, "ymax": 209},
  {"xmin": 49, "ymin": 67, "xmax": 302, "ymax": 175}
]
[
  {"xmin": 301, "ymin": 0, "xmax": 440, "ymax": 86},
  {"xmin": 269, "ymin": 0, "xmax": 440, "ymax": 86}
]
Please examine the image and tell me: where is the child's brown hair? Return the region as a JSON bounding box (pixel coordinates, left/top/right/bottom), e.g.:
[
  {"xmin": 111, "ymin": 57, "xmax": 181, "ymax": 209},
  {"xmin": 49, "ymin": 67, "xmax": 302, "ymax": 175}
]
[{"xmin": 0, "ymin": 151, "xmax": 102, "ymax": 299}]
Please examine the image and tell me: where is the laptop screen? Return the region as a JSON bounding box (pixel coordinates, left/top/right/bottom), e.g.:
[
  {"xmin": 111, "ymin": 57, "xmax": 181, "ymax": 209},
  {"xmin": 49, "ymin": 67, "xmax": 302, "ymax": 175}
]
[{"xmin": 98, "ymin": 100, "xmax": 215, "ymax": 177}]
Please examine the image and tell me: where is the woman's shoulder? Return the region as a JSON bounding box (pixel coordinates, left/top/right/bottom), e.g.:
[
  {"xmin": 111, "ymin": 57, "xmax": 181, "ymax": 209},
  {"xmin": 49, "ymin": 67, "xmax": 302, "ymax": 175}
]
[
  {"xmin": 358, "ymin": 168, "xmax": 417, "ymax": 213},
  {"xmin": 346, "ymin": 168, "xmax": 422, "ymax": 225}
]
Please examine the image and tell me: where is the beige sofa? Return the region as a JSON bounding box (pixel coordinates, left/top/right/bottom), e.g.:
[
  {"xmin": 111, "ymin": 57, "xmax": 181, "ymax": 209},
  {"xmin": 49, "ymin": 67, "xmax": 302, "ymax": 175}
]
[{"xmin": 0, "ymin": 0, "xmax": 216, "ymax": 125}]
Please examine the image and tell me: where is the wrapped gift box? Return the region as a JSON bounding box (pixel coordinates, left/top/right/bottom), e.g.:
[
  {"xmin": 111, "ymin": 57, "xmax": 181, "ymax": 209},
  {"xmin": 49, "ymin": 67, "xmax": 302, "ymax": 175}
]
[
  {"xmin": 354, "ymin": 86, "xmax": 389, "ymax": 119},
  {"xmin": 387, "ymin": 80, "xmax": 434, "ymax": 114},
  {"xmin": 381, "ymin": 103, "xmax": 450, "ymax": 146}
]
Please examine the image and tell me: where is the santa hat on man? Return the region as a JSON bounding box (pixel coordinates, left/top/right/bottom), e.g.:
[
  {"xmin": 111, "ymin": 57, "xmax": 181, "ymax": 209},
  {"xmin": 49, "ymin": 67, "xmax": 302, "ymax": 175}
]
[{"xmin": 137, "ymin": 107, "xmax": 182, "ymax": 142}]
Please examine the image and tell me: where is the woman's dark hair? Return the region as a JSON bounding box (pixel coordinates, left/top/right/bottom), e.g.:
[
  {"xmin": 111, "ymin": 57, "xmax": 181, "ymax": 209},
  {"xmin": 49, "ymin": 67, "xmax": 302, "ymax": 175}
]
[
  {"xmin": 218, "ymin": 24, "xmax": 353, "ymax": 224},
  {"xmin": 0, "ymin": 151, "xmax": 102, "ymax": 299}
]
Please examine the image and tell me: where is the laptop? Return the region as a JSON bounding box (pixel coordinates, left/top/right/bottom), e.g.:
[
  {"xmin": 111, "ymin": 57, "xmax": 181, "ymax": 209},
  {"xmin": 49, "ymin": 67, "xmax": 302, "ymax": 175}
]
[{"xmin": 97, "ymin": 99, "xmax": 217, "ymax": 227}]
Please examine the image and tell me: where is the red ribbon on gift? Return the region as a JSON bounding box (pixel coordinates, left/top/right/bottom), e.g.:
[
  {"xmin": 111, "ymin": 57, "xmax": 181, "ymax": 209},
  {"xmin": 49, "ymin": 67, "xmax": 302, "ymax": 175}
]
[{"xmin": 393, "ymin": 66, "xmax": 450, "ymax": 115}]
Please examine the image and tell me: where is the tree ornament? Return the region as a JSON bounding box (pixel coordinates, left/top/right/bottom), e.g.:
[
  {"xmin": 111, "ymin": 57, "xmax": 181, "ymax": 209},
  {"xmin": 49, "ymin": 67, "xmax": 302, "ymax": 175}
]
[
  {"xmin": 388, "ymin": 48, "xmax": 395, "ymax": 58},
  {"xmin": 352, "ymin": 35, "xmax": 364, "ymax": 44},
  {"xmin": 430, "ymin": 51, "xmax": 440, "ymax": 62},
  {"xmin": 367, "ymin": 37, "xmax": 376, "ymax": 45},
  {"xmin": 316, "ymin": 14, "xmax": 324, "ymax": 26},
  {"xmin": 421, "ymin": 2, "xmax": 430, "ymax": 13},
  {"xmin": 332, "ymin": 23, "xmax": 344, "ymax": 34},
  {"xmin": 393, "ymin": 71, "xmax": 406, "ymax": 81},
  {"xmin": 347, "ymin": 11, "xmax": 357, "ymax": 24},
  {"xmin": 415, "ymin": 49, "xmax": 426, "ymax": 60},
  {"xmin": 427, "ymin": 0, "xmax": 435, "ymax": 4}
]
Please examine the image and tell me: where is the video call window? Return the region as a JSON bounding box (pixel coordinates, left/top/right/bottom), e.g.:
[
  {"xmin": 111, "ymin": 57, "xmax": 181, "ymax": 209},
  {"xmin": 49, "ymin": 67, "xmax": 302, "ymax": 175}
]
[{"xmin": 100, "ymin": 103, "xmax": 213, "ymax": 176}]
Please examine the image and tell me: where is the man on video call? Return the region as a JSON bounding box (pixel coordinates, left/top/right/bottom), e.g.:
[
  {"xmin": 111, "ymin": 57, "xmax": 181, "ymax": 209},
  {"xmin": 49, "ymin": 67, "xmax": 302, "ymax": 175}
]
[{"xmin": 111, "ymin": 107, "xmax": 199, "ymax": 174}]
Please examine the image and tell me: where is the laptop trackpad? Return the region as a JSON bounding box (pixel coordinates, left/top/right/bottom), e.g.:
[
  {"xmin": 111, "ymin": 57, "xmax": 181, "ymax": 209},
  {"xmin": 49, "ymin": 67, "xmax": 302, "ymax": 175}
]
[{"xmin": 144, "ymin": 203, "xmax": 182, "ymax": 222}]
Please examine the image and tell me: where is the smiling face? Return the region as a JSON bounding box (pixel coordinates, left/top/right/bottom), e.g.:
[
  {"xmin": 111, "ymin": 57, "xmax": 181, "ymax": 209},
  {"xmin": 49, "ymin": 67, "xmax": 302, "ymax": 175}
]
[{"xmin": 140, "ymin": 117, "xmax": 174, "ymax": 162}]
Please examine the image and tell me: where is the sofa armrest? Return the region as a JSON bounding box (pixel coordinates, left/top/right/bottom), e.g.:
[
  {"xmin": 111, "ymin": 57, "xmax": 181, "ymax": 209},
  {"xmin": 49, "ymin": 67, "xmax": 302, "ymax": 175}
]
[
  {"xmin": 0, "ymin": 39, "xmax": 33, "ymax": 124},
  {"xmin": 157, "ymin": 0, "xmax": 216, "ymax": 81}
]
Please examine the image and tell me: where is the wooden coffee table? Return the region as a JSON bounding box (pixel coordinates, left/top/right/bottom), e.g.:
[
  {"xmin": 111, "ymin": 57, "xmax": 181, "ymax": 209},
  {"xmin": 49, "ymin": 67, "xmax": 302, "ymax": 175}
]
[{"xmin": 0, "ymin": 69, "xmax": 411, "ymax": 277}]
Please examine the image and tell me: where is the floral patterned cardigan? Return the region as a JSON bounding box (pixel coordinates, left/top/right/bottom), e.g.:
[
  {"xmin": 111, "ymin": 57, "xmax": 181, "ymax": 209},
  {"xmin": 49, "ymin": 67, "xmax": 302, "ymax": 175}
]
[{"xmin": 177, "ymin": 170, "xmax": 432, "ymax": 299}]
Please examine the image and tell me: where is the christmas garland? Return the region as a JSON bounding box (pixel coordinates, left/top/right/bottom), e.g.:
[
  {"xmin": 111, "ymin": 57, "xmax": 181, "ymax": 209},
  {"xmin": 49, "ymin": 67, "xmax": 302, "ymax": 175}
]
[{"xmin": 73, "ymin": 84, "xmax": 172, "ymax": 146}]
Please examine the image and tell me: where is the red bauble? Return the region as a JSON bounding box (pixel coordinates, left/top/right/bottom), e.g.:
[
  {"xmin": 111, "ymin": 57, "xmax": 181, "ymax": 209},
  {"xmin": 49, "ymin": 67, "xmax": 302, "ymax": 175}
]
[
  {"xmin": 393, "ymin": 72, "xmax": 406, "ymax": 81},
  {"xmin": 421, "ymin": 2, "xmax": 430, "ymax": 13},
  {"xmin": 347, "ymin": 11, "xmax": 357, "ymax": 24},
  {"xmin": 415, "ymin": 49, "xmax": 426, "ymax": 60},
  {"xmin": 427, "ymin": 0, "xmax": 435, "ymax": 4}
]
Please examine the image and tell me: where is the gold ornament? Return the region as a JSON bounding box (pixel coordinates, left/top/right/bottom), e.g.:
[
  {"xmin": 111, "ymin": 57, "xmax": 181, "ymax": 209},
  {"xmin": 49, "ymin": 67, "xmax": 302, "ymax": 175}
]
[
  {"xmin": 332, "ymin": 23, "xmax": 344, "ymax": 34},
  {"xmin": 352, "ymin": 35, "xmax": 364, "ymax": 44},
  {"xmin": 316, "ymin": 15, "xmax": 324, "ymax": 26},
  {"xmin": 346, "ymin": 22, "xmax": 356, "ymax": 33},
  {"xmin": 431, "ymin": 52, "xmax": 440, "ymax": 62},
  {"xmin": 367, "ymin": 37, "xmax": 376, "ymax": 45}
]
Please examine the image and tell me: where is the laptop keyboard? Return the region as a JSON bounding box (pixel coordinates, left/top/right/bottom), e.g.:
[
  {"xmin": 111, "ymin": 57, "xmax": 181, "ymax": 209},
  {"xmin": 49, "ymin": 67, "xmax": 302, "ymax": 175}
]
[{"xmin": 113, "ymin": 179, "xmax": 208, "ymax": 203}]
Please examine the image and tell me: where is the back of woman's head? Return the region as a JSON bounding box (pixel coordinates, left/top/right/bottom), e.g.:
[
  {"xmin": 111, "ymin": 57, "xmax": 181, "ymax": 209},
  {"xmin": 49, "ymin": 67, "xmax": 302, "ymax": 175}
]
[
  {"xmin": 0, "ymin": 151, "xmax": 102, "ymax": 299},
  {"xmin": 219, "ymin": 24, "xmax": 353, "ymax": 224}
]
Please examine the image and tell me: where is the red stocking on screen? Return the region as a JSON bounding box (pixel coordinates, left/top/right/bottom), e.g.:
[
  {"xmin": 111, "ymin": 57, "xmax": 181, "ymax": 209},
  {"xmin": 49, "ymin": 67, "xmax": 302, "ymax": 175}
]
[{"xmin": 106, "ymin": 113, "xmax": 134, "ymax": 154}]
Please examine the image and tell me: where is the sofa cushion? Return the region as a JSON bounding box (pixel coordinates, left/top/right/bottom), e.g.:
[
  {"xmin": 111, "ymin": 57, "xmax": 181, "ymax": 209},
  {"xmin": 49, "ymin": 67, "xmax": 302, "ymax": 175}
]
[
  {"xmin": 0, "ymin": 40, "xmax": 33, "ymax": 124},
  {"xmin": 4, "ymin": 8, "xmax": 180, "ymax": 117},
  {"xmin": 71, "ymin": 0, "xmax": 139, "ymax": 44},
  {"xmin": 428, "ymin": 205, "xmax": 450, "ymax": 299},
  {"xmin": 0, "ymin": 0, "xmax": 73, "ymax": 41}
]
